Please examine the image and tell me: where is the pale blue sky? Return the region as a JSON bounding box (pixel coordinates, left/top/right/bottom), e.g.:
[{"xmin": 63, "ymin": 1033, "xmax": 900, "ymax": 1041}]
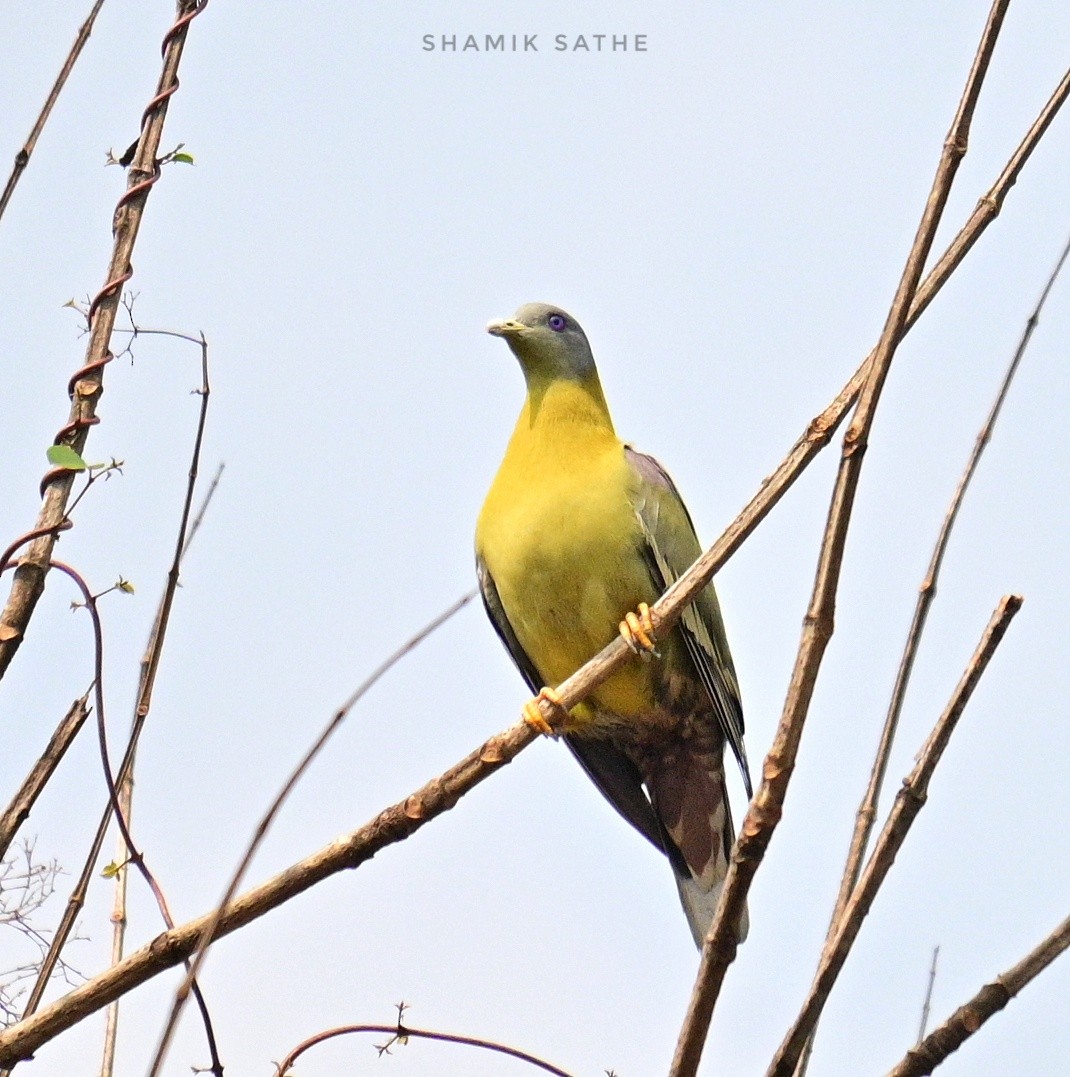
[{"xmin": 1, "ymin": 3, "xmax": 1068, "ymax": 1074}]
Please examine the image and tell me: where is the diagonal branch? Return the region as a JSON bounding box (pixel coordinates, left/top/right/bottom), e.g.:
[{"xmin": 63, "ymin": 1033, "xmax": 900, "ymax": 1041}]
[
  {"xmin": 0, "ymin": 0, "xmax": 107, "ymax": 226},
  {"xmin": 794, "ymin": 226, "xmax": 1070, "ymax": 1076},
  {"xmin": 0, "ymin": 712, "xmax": 535, "ymax": 1064},
  {"xmin": 0, "ymin": 695, "xmax": 91, "ymax": 860},
  {"xmin": 0, "ymin": 0, "xmax": 208, "ymax": 682},
  {"xmin": 884, "ymin": 912, "xmax": 1070, "ymax": 1077},
  {"xmin": 767, "ymin": 595, "xmax": 1023, "ymax": 1076},
  {"xmin": 668, "ymin": 5, "xmax": 1010, "ymax": 1073},
  {"xmin": 918, "ymin": 945, "xmax": 941, "ymax": 1044}
]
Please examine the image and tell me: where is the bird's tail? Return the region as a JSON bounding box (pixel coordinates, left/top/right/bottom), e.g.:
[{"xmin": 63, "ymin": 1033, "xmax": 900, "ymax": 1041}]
[{"xmin": 648, "ymin": 750, "xmax": 748, "ymax": 949}]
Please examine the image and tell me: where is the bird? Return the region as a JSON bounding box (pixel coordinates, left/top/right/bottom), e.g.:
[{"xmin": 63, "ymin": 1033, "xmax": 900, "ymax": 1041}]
[{"xmin": 475, "ymin": 302, "xmax": 751, "ymax": 947}]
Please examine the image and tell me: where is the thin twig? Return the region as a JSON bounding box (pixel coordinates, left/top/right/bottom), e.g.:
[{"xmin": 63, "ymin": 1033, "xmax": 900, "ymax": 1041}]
[
  {"xmin": 669, "ymin": 6, "xmax": 1010, "ymax": 1074},
  {"xmin": 0, "ymin": 0, "xmax": 107, "ymax": 225},
  {"xmin": 766, "ymin": 595, "xmax": 1022, "ymax": 1076},
  {"xmin": 0, "ymin": 695, "xmax": 90, "ymax": 860},
  {"xmin": 918, "ymin": 945, "xmax": 940, "ymax": 1044},
  {"xmin": 884, "ymin": 913, "xmax": 1070, "ymax": 1077},
  {"xmin": 274, "ymin": 1016, "xmax": 576, "ymax": 1077},
  {"xmin": 50, "ymin": 557, "xmax": 225, "ymax": 1077},
  {"xmin": 99, "ymin": 331, "xmax": 223, "ymax": 1076},
  {"xmin": 0, "ymin": 0, "xmax": 208, "ymax": 681},
  {"xmin": 182, "ymin": 462, "xmax": 224, "ymax": 554},
  {"xmin": 795, "ymin": 226, "xmax": 1070, "ymax": 1077}
]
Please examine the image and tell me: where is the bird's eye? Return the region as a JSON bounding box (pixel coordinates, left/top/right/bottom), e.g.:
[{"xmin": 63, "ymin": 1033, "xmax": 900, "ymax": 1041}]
[{"xmin": 548, "ymin": 313, "xmax": 567, "ymax": 332}]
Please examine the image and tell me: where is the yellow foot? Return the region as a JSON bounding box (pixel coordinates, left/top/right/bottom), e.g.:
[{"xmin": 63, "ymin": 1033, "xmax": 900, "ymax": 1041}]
[
  {"xmin": 619, "ymin": 601, "xmax": 659, "ymax": 656},
  {"xmin": 524, "ymin": 686, "xmax": 567, "ymax": 737}
]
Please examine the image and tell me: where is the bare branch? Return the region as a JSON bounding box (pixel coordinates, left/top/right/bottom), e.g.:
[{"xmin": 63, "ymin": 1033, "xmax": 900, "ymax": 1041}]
[
  {"xmin": 0, "ymin": 705, "xmax": 532, "ymax": 1063},
  {"xmin": 766, "ymin": 595, "xmax": 1023, "ymax": 1076},
  {"xmin": 669, "ymin": 6, "xmax": 1011, "ymax": 1073},
  {"xmin": 884, "ymin": 914, "xmax": 1070, "ymax": 1077},
  {"xmin": 0, "ymin": 695, "xmax": 90, "ymax": 860},
  {"xmin": 98, "ymin": 776, "xmax": 133, "ymax": 1077},
  {"xmin": 0, "ymin": 0, "xmax": 107, "ymax": 225},
  {"xmin": 796, "ymin": 223, "xmax": 1070, "ymax": 1077}
]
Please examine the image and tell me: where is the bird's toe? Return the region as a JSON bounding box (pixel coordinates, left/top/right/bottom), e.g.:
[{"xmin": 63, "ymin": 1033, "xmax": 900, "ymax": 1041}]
[
  {"xmin": 524, "ymin": 686, "xmax": 567, "ymax": 736},
  {"xmin": 619, "ymin": 601, "xmax": 659, "ymax": 657}
]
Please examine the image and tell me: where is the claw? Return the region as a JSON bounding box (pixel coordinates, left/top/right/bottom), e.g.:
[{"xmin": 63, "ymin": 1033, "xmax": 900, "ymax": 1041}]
[
  {"xmin": 619, "ymin": 601, "xmax": 658, "ymax": 656},
  {"xmin": 524, "ymin": 686, "xmax": 566, "ymax": 736}
]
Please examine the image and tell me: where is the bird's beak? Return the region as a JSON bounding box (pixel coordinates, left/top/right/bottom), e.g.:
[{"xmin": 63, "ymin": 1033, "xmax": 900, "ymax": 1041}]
[{"xmin": 487, "ymin": 318, "xmax": 526, "ymax": 338}]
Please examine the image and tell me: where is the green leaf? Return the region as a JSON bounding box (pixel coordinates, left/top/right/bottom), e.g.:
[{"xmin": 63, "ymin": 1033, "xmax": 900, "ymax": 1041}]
[
  {"xmin": 172, "ymin": 152, "xmax": 195, "ymax": 165},
  {"xmin": 101, "ymin": 861, "xmax": 121, "ymax": 878},
  {"xmin": 116, "ymin": 577, "xmax": 135, "ymax": 595},
  {"xmin": 47, "ymin": 444, "xmax": 87, "ymax": 470}
]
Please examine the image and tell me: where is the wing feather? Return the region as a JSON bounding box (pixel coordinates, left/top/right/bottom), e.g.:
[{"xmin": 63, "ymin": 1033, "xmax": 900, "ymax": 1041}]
[{"xmin": 624, "ymin": 446, "xmax": 752, "ymax": 798}]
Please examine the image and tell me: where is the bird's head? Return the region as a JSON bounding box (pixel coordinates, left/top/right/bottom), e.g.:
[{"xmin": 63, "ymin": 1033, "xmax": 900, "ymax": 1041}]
[{"xmin": 487, "ymin": 303, "xmax": 597, "ymax": 385}]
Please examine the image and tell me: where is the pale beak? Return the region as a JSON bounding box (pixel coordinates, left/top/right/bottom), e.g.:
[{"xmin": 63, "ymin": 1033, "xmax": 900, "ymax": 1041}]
[{"xmin": 486, "ymin": 318, "xmax": 526, "ymax": 337}]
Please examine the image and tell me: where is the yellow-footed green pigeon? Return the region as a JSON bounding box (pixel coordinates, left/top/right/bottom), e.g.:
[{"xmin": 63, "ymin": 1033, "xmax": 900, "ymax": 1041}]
[{"xmin": 476, "ymin": 302, "xmax": 751, "ymax": 947}]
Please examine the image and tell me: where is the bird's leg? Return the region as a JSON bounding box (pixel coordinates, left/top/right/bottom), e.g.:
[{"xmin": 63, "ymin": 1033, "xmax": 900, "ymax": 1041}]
[
  {"xmin": 619, "ymin": 601, "xmax": 659, "ymax": 657},
  {"xmin": 523, "ymin": 686, "xmax": 568, "ymax": 737}
]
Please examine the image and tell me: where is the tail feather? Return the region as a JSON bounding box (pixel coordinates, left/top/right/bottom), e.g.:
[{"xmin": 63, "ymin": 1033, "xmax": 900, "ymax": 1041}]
[
  {"xmin": 648, "ymin": 748, "xmax": 748, "ymax": 948},
  {"xmin": 674, "ymin": 851, "xmax": 749, "ymax": 948}
]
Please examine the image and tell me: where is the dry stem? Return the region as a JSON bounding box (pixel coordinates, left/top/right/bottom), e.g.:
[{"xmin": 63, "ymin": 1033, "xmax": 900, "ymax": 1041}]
[
  {"xmin": 0, "ymin": 0, "xmax": 107, "ymax": 224},
  {"xmin": 795, "ymin": 225, "xmax": 1070, "ymax": 1076},
  {"xmin": 0, "ymin": 696, "xmax": 90, "ymax": 860},
  {"xmin": 918, "ymin": 945, "xmax": 941, "ymax": 1044},
  {"xmin": 98, "ymin": 771, "xmax": 133, "ymax": 1077},
  {"xmin": 766, "ymin": 595, "xmax": 1023, "ymax": 1076},
  {"xmin": 884, "ymin": 913, "xmax": 1070, "ymax": 1077}
]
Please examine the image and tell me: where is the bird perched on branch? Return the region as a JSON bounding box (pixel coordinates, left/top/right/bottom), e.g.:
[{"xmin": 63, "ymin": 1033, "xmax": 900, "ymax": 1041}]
[{"xmin": 475, "ymin": 302, "xmax": 751, "ymax": 947}]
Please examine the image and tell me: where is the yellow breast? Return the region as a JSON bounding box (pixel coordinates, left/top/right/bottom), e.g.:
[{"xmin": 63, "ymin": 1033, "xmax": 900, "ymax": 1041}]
[{"xmin": 476, "ymin": 380, "xmax": 658, "ymax": 721}]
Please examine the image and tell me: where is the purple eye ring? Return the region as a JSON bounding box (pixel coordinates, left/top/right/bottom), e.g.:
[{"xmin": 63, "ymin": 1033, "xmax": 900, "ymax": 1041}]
[{"xmin": 548, "ymin": 313, "xmax": 567, "ymax": 332}]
